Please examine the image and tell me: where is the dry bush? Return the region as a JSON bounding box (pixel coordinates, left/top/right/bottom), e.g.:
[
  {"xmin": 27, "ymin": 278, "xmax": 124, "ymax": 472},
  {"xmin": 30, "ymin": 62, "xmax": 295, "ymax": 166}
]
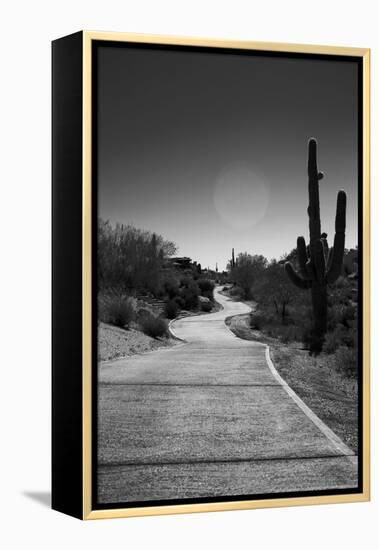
[
  {"xmin": 140, "ymin": 315, "xmax": 168, "ymax": 339},
  {"xmin": 98, "ymin": 293, "xmax": 136, "ymax": 329},
  {"xmin": 165, "ymin": 299, "xmax": 179, "ymax": 319},
  {"xmin": 201, "ymin": 301, "xmax": 212, "ymax": 312},
  {"xmin": 333, "ymin": 346, "xmax": 358, "ymax": 378}
]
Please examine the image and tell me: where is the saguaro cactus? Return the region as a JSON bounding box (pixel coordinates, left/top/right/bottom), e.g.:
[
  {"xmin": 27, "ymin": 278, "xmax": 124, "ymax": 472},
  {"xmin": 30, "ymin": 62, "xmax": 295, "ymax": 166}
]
[{"xmin": 285, "ymin": 138, "xmax": 346, "ymax": 354}]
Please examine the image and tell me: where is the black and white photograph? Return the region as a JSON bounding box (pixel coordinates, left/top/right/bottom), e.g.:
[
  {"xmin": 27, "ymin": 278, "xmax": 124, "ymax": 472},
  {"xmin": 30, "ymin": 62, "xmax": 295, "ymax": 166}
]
[
  {"xmin": 94, "ymin": 42, "xmax": 362, "ymax": 507},
  {"xmin": 4, "ymin": 0, "xmax": 378, "ymax": 542}
]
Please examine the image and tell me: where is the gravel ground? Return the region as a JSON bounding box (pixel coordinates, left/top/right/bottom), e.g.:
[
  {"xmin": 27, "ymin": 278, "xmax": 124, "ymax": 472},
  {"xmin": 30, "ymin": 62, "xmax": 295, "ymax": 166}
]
[{"xmin": 98, "ymin": 322, "xmax": 177, "ymax": 362}]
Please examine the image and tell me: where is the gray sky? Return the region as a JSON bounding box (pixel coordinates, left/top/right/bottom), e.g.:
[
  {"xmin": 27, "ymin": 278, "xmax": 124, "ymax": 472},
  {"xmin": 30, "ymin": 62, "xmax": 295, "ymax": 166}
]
[{"xmin": 97, "ymin": 44, "xmax": 359, "ymax": 271}]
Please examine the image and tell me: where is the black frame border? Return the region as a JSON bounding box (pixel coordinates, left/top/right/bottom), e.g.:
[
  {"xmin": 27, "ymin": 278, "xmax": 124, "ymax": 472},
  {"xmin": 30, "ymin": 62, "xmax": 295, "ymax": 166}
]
[{"xmin": 90, "ymin": 40, "xmax": 364, "ymax": 512}]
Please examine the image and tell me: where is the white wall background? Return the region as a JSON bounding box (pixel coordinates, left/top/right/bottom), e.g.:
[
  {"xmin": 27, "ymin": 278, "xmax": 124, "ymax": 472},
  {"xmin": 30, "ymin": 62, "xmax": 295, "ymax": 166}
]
[{"xmin": 1, "ymin": 1, "xmax": 377, "ymax": 548}]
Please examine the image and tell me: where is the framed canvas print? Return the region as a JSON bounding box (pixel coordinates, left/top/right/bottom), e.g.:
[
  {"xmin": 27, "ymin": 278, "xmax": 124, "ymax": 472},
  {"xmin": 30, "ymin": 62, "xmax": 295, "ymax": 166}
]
[{"xmin": 52, "ymin": 31, "xmax": 370, "ymax": 520}]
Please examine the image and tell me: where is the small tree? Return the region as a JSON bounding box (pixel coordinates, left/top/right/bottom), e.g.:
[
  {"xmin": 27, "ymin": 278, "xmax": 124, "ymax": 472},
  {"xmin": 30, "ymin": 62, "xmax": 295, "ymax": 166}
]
[
  {"xmin": 254, "ymin": 260, "xmax": 299, "ymax": 323},
  {"xmin": 97, "ymin": 219, "xmax": 177, "ymax": 294},
  {"xmin": 231, "ymin": 253, "xmax": 267, "ymax": 299}
]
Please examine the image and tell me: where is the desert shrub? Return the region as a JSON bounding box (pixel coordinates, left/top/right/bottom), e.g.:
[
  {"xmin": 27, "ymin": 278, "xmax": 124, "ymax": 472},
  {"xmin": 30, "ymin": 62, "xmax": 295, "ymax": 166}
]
[
  {"xmin": 248, "ymin": 304, "xmax": 312, "ymax": 344},
  {"xmin": 179, "ymin": 275, "xmax": 192, "ymax": 287},
  {"xmin": 181, "ymin": 286, "xmax": 199, "ymax": 310},
  {"xmin": 202, "ymin": 290, "xmax": 214, "ymax": 301},
  {"xmin": 140, "ymin": 315, "xmax": 168, "ymax": 338},
  {"xmin": 198, "ymin": 279, "xmax": 215, "ymax": 293},
  {"xmin": 201, "ymin": 301, "xmax": 212, "ymax": 312},
  {"xmin": 179, "ymin": 279, "xmax": 200, "ymax": 310},
  {"xmin": 302, "ymin": 323, "xmax": 315, "ymax": 348},
  {"xmin": 98, "ymin": 219, "xmax": 177, "ymax": 293},
  {"xmin": 324, "ymin": 331, "xmax": 340, "ymax": 354},
  {"xmin": 337, "ymin": 305, "xmax": 356, "ymax": 328},
  {"xmin": 278, "ymin": 327, "xmax": 291, "ymax": 343},
  {"xmin": 328, "ymin": 303, "xmax": 355, "ymax": 330},
  {"xmin": 136, "ymin": 306, "xmax": 154, "ymax": 323},
  {"xmin": 98, "ymin": 293, "xmax": 136, "ymax": 328},
  {"xmin": 276, "ymin": 324, "xmax": 304, "ymax": 343},
  {"xmin": 229, "ymin": 285, "xmax": 244, "ymax": 299},
  {"xmin": 165, "ymin": 299, "xmax": 179, "ymax": 319},
  {"xmin": 327, "ymin": 307, "xmax": 339, "ymax": 331},
  {"xmin": 163, "ymin": 277, "xmax": 180, "ymax": 299},
  {"xmin": 333, "ymin": 345, "xmax": 357, "ymax": 378},
  {"xmin": 197, "ymin": 279, "xmax": 215, "ymax": 301},
  {"xmin": 251, "ymin": 313, "xmax": 303, "ymax": 342},
  {"xmin": 174, "ymin": 296, "xmax": 185, "ymax": 309},
  {"xmin": 324, "ymin": 324, "xmax": 356, "ymax": 354},
  {"xmin": 333, "ymin": 276, "xmax": 349, "ymax": 289},
  {"xmin": 250, "ymin": 313, "xmax": 266, "ymax": 330}
]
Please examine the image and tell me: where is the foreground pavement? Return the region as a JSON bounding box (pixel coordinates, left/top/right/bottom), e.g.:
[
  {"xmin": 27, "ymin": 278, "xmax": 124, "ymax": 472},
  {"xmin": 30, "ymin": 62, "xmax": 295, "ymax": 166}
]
[{"xmin": 98, "ymin": 288, "xmax": 358, "ymax": 503}]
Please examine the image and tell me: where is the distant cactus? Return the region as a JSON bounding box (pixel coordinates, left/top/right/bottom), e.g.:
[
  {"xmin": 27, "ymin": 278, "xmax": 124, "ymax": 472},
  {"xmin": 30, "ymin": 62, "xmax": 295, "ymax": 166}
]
[
  {"xmin": 285, "ymin": 138, "xmax": 347, "ymax": 354},
  {"xmin": 231, "ymin": 248, "xmax": 235, "ymax": 268}
]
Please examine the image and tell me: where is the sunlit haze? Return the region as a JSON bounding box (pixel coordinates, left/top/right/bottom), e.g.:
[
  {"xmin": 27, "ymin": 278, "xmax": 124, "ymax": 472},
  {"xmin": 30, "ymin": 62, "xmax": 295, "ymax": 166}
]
[{"xmin": 97, "ymin": 45, "xmax": 359, "ymax": 270}]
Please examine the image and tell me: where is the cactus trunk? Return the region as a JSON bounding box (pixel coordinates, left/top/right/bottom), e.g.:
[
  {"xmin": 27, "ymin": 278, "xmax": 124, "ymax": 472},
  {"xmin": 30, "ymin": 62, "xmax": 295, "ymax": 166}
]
[
  {"xmin": 311, "ymin": 282, "xmax": 327, "ymax": 352},
  {"xmin": 285, "ymin": 138, "xmax": 346, "ymax": 354}
]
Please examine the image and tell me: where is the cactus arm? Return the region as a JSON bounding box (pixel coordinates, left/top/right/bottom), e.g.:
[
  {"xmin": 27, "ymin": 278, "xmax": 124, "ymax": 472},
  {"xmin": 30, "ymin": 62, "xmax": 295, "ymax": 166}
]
[
  {"xmin": 285, "ymin": 262, "xmax": 311, "ymax": 289},
  {"xmin": 321, "ymin": 239, "xmax": 329, "ymax": 261},
  {"xmin": 297, "ymin": 236, "xmax": 309, "ymax": 279},
  {"xmin": 327, "ymin": 190, "xmax": 346, "ymax": 284},
  {"xmin": 335, "ymin": 190, "xmax": 347, "ymax": 233},
  {"xmin": 326, "ymin": 247, "xmax": 334, "ymax": 272},
  {"xmin": 327, "ymin": 235, "xmax": 345, "ymax": 283},
  {"xmin": 320, "ymin": 234, "xmax": 329, "ymax": 258},
  {"xmin": 305, "ymin": 259, "xmax": 315, "ymax": 281}
]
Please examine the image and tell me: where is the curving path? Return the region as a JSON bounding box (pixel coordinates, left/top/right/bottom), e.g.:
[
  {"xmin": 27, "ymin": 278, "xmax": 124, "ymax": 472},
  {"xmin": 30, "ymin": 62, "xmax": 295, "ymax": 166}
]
[{"xmin": 98, "ymin": 287, "xmax": 358, "ymax": 504}]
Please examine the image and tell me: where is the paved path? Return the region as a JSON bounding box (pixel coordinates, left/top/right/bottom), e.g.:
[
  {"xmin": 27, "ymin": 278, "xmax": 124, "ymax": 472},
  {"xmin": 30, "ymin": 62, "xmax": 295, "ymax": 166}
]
[{"xmin": 98, "ymin": 288, "xmax": 358, "ymax": 503}]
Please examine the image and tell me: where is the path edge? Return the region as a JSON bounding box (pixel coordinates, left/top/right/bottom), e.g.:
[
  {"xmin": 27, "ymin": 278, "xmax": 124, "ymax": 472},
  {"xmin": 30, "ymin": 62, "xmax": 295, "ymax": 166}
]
[
  {"xmin": 168, "ymin": 318, "xmax": 186, "ymax": 342},
  {"xmin": 265, "ymin": 346, "xmax": 357, "ymax": 464}
]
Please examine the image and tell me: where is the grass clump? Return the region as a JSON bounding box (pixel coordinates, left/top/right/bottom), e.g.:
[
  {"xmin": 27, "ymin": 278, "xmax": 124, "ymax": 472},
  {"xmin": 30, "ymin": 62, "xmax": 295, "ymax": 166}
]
[{"xmin": 332, "ymin": 345, "xmax": 358, "ymax": 378}]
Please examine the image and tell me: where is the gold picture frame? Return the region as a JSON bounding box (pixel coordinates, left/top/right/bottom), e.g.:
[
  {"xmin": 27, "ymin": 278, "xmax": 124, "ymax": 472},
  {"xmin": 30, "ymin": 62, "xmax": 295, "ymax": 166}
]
[{"xmin": 52, "ymin": 31, "xmax": 370, "ymax": 520}]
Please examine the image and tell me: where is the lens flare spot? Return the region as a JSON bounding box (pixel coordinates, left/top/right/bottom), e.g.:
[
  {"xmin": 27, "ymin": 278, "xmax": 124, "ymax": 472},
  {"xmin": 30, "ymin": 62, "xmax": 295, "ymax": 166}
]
[{"xmin": 213, "ymin": 162, "xmax": 270, "ymax": 230}]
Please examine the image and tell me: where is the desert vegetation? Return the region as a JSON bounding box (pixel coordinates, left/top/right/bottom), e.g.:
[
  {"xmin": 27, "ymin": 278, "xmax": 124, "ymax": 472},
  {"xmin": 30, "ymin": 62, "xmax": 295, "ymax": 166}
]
[
  {"xmin": 222, "ymin": 139, "xmax": 358, "ymax": 449},
  {"xmin": 97, "ymin": 219, "xmax": 218, "ymax": 359},
  {"xmin": 98, "ymin": 219, "xmax": 177, "ymax": 295},
  {"xmin": 226, "ymin": 138, "xmax": 357, "ymax": 375},
  {"xmin": 225, "ymin": 247, "xmax": 358, "ymax": 449},
  {"xmin": 228, "ymin": 252, "xmax": 267, "ymax": 299},
  {"xmin": 227, "ymin": 251, "xmax": 357, "ymax": 377}
]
